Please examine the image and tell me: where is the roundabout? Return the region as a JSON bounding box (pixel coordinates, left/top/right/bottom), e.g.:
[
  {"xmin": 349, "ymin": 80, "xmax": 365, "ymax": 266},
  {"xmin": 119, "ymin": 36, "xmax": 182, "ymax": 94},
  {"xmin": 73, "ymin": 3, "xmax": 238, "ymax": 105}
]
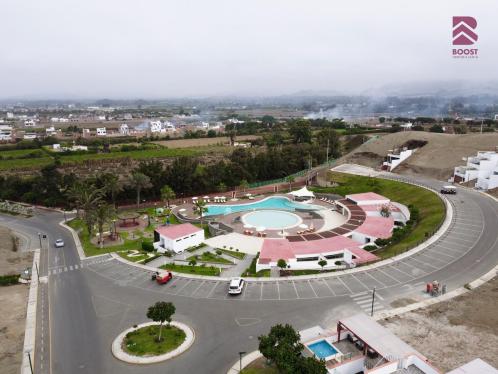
[{"xmin": 111, "ymin": 321, "xmax": 195, "ymax": 364}]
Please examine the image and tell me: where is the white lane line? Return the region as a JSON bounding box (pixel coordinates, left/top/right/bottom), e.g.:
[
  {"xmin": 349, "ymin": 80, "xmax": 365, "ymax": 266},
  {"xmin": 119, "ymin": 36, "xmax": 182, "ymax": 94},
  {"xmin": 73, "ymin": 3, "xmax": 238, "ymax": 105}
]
[
  {"xmin": 376, "ymin": 268, "xmax": 401, "ymax": 283},
  {"xmin": 363, "ymin": 272, "xmax": 389, "ymax": 287},
  {"xmin": 307, "ymin": 280, "xmax": 318, "ymax": 298},
  {"xmin": 260, "ymin": 283, "xmax": 264, "ymax": 300},
  {"xmin": 407, "ymin": 256, "xmax": 439, "ymax": 270},
  {"xmin": 337, "ymin": 277, "xmax": 354, "ymax": 294},
  {"xmin": 191, "ymin": 281, "xmax": 205, "ymax": 295},
  {"xmin": 69, "ymin": 265, "xmax": 73, "ymax": 271},
  {"xmin": 321, "ymin": 279, "xmax": 336, "ymax": 296},
  {"xmin": 352, "ymin": 291, "xmax": 369, "ymax": 298},
  {"xmin": 206, "ymin": 282, "xmax": 219, "ymax": 298},
  {"xmin": 276, "ymin": 281, "xmax": 280, "ymax": 300},
  {"xmin": 351, "ymin": 274, "xmax": 371, "ymax": 291},
  {"xmin": 74, "ymin": 264, "xmax": 79, "ymax": 270},
  {"xmin": 173, "ymin": 279, "xmax": 192, "ymax": 295},
  {"xmin": 292, "ymin": 281, "xmax": 300, "ymax": 299}
]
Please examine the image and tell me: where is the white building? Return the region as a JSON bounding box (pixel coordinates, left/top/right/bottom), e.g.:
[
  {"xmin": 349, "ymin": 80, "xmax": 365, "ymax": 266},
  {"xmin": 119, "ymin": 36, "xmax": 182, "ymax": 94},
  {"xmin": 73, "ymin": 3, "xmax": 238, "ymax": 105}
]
[
  {"xmin": 24, "ymin": 119, "xmax": 36, "ymax": 127},
  {"xmin": 149, "ymin": 121, "xmax": 163, "ymax": 133},
  {"xmin": 382, "ymin": 148, "xmax": 415, "ymax": 171},
  {"xmin": 153, "ymin": 223, "xmax": 205, "ymax": 254},
  {"xmin": 452, "ymin": 151, "xmax": 498, "ymax": 190},
  {"xmin": 119, "ymin": 124, "xmax": 129, "ymax": 135},
  {"xmin": 400, "ymin": 122, "xmax": 412, "ymax": 130},
  {"xmin": 23, "ymin": 133, "xmax": 37, "ymax": 140},
  {"xmin": 96, "ymin": 127, "xmax": 107, "ymax": 136},
  {"xmin": 0, "ymin": 124, "xmax": 13, "ymax": 141},
  {"xmin": 46, "ymin": 126, "xmax": 57, "ymax": 136},
  {"xmin": 6, "ymin": 112, "xmax": 14, "ymax": 119}
]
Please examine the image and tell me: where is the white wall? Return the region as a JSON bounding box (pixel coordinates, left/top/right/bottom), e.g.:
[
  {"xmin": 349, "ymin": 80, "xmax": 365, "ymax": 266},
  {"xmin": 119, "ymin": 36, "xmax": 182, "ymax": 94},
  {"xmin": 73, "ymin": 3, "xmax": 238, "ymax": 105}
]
[
  {"xmin": 404, "ymin": 355, "xmax": 439, "ymax": 374},
  {"xmin": 156, "ymin": 230, "xmax": 204, "ymax": 253},
  {"xmin": 328, "ymin": 356, "xmax": 364, "ymax": 374},
  {"xmin": 367, "ymin": 361, "xmax": 398, "ymax": 374}
]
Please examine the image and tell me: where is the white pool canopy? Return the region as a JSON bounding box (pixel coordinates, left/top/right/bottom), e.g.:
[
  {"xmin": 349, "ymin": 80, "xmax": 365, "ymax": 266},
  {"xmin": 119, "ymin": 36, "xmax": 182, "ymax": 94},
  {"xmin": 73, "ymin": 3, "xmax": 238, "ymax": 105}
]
[{"xmin": 288, "ymin": 186, "xmax": 315, "ymax": 198}]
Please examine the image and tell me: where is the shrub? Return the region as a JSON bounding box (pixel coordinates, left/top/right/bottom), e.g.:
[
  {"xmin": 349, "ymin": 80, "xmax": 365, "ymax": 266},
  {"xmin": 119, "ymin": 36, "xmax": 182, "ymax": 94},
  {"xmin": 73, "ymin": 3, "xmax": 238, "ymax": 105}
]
[
  {"xmin": 363, "ymin": 245, "xmax": 377, "ymax": 251},
  {"xmin": 141, "ymin": 241, "xmax": 154, "ymax": 252},
  {"xmin": 216, "ymin": 249, "xmax": 222, "ymax": 255},
  {"xmin": 0, "ymin": 274, "xmax": 20, "ymax": 286}
]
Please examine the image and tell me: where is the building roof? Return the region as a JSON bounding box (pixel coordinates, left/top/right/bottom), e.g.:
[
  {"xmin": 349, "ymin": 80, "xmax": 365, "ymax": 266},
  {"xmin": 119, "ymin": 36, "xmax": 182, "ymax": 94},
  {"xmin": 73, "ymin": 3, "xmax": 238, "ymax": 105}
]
[
  {"xmin": 447, "ymin": 359, "xmax": 498, "ymax": 374},
  {"xmin": 346, "ymin": 192, "xmax": 390, "ymax": 204},
  {"xmin": 258, "ymin": 236, "xmax": 379, "ymax": 263},
  {"xmin": 355, "ymin": 216, "xmax": 394, "ymax": 238},
  {"xmin": 339, "ymin": 313, "xmax": 419, "ymax": 359},
  {"xmin": 155, "ymin": 223, "xmax": 202, "ymax": 240}
]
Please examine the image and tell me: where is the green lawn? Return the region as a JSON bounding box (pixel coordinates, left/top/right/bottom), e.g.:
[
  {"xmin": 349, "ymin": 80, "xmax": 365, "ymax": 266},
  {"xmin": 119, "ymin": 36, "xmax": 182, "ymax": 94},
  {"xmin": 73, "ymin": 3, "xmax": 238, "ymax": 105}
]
[
  {"xmin": 116, "ymin": 250, "xmax": 153, "ymax": 263},
  {"xmin": 67, "ymin": 218, "xmax": 144, "ymax": 257},
  {"xmin": 241, "ymin": 368, "xmax": 279, "ymax": 374},
  {"xmin": 160, "ymin": 263, "xmax": 220, "ymax": 276},
  {"xmin": 0, "ymin": 157, "xmax": 53, "ymax": 170},
  {"xmin": 242, "ymin": 253, "xmax": 271, "ymax": 277},
  {"xmin": 218, "ymin": 248, "xmax": 246, "ymax": 260},
  {"xmin": 314, "ymin": 172, "xmax": 446, "ymax": 259},
  {"xmin": 123, "ymin": 325, "xmax": 185, "ymax": 356},
  {"xmin": 187, "ymin": 251, "xmax": 233, "ymax": 264}
]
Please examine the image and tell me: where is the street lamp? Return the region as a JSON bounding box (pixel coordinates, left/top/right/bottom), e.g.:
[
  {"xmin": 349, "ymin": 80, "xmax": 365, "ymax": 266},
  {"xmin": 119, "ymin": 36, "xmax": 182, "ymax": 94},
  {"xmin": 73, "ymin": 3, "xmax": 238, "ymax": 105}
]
[
  {"xmin": 239, "ymin": 351, "xmax": 246, "ymax": 372},
  {"xmin": 25, "ymin": 349, "xmax": 34, "ymax": 374},
  {"xmin": 37, "ymin": 232, "xmax": 42, "ymax": 248},
  {"xmin": 370, "ymin": 287, "xmax": 376, "ymax": 317},
  {"xmin": 63, "ymin": 209, "xmax": 67, "ymax": 222}
]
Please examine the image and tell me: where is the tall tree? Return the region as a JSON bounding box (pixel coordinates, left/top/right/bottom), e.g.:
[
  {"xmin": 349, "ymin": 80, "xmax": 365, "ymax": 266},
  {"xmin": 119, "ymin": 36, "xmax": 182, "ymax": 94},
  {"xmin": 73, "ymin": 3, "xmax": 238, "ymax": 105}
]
[
  {"xmin": 68, "ymin": 182, "xmax": 105, "ymax": 235},
  {"xmin": 193, "ymin": 198, "xmax": 208, "ymax": 227},
  {"xmin": 94, "ymin": 203, "xmax": 116, "ymax": 248},
  {"xmin": 146, "ymin": 301, "xmax": 176, "ymax": 342},
  {"xmin": 160, "ymin": 185, "xmax": 176, "ymax": 208},
  {"xmin": 285, "ymin": 175, "xmax": 295, "ymax": 192},
  {"xmin": 129, "ymin": 172, "xmax": 152, "ymax": 208},
  {"xmin": 101, "ymin": 173, "xmax": 122, "ymax": 207},
  {"xmin": 239, "ymin": 179, "xmax": 249, "ymax": 193}
]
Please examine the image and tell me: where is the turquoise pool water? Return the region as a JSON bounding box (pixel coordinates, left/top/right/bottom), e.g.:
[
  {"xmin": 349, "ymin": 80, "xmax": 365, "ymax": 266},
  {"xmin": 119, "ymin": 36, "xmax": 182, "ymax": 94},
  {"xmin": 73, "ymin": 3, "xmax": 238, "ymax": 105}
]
[
  {"xmin": 242, "ymin": 210, "xmax": 301, "ymax": 230},
  {"xmin": 307, "ymin": 340, "xmax": 338, "ymax": 359},
  {"xmin": 205, "ymin": 196, "xmax": 322, "ymax": 216}
]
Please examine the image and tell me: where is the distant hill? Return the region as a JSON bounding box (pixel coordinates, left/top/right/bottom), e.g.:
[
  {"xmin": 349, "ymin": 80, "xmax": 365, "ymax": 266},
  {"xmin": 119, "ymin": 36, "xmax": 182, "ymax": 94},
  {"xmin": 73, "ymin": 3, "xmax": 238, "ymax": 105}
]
[{"xmin": 338, "ymin": 132, "xmax": 498, "ymax": 180}]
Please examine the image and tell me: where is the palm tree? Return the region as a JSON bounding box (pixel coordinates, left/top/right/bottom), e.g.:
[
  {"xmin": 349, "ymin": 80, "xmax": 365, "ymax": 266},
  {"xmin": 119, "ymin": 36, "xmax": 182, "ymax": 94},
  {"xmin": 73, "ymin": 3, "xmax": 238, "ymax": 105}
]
[
  {"xmin": 193, "ymin": 198, "xmax": 208, "ymax": 227},
  {"xmin": 94, "ymin": 203, "xmax": 116, "ymax": 248},
  {"xmin": 129, "ymin": 172, "xmax": 152, "ymax": 208},
  {"xmin": 239, "ymin": 179, "xmax": 249, "ymax": 193},
  {"xmin": 68, "ymin": 182, "xmax": 105, "ymax": 235},
  {"xmin": 285, "ymin": 175, "xmax": 295, "ymax": 192},
  {"xmin": 102, "ymin": 173, "xmax": 123, "ymax": 207},
  {"xmin": 160, "ymin": 185, "xmax": 176, "ymax": 208}
]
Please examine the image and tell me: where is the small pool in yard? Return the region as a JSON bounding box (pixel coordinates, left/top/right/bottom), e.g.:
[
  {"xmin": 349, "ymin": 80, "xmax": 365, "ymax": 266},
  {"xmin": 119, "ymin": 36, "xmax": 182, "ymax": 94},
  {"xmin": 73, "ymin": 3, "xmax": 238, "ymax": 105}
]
[
  {"xmin": 242, "ymin": 210, "xmax": 302, "ymax": 230},
  {"xmin": 307, "ymin": 340, "xmax": 339, "ymax": 359}
]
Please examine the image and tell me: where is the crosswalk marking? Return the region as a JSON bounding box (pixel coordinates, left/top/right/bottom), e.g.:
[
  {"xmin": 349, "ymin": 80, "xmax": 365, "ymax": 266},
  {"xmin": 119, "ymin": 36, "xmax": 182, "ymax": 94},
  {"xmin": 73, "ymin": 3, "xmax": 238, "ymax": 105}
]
[{"xmin": 351, "ymin": 291, "xmax": 386, "ymax": 314}]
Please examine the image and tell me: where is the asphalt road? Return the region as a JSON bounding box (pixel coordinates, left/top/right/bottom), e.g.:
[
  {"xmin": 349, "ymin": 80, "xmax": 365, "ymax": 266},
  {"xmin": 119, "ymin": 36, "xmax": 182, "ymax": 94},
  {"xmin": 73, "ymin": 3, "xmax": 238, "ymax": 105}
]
[{"xmin": 3, "ymin": 175, "xmax": 498, "ymax": 374}]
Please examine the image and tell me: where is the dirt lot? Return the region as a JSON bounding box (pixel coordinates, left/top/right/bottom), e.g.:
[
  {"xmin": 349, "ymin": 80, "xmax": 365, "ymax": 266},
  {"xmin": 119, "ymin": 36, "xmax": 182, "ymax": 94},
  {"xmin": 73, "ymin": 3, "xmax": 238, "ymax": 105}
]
[
  {"xmin": 339, "ymin": 132, "xmax": 498, "ymax": 180},
  {"xmin": 153, "ymin": 135, "xmax": 260, "ymax": 148},
  {"xmin": 0, "ymin": 225, "xmax": 33, "ymax": 374},
  {"xmin": 382, "ymin": 276, "xmax": 498, "ymax": 372}
]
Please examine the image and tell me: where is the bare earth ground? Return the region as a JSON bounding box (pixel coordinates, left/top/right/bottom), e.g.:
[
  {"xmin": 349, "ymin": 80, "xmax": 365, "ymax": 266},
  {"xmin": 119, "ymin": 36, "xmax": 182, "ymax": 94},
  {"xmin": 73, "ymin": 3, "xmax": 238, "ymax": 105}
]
[
  {"xmin": 0, "ymin": 225, "xmax": 33, "ymax": 374},
  {"xmin": 339, "ymin": 132, "xmax": 498, "ymax": 180},
  {"xmin": 153, "ymin": 135, "xmax": 260, "ymax": 148},
  {"xmin": 382, "ymin": 276, "xmax": 498, "ymax": 372}
]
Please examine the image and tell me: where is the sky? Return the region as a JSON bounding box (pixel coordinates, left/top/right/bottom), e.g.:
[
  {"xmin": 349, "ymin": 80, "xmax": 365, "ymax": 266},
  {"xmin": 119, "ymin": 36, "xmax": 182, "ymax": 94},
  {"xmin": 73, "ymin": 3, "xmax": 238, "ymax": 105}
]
[{"xmin": 1, "ymin": 0, "xmax": 497, "ymax": 99}]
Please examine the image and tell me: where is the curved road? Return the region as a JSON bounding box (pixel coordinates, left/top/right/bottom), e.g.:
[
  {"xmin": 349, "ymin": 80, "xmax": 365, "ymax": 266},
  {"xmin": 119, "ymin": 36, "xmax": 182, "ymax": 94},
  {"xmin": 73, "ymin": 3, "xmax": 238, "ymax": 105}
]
[{"xmin": 3, "ymin": 175, "xmax": 498, "ymax": 374}]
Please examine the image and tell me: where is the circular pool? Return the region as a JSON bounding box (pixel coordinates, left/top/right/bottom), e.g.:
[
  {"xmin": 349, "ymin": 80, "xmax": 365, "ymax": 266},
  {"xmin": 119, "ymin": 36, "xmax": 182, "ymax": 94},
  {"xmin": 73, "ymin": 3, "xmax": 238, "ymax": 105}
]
[{"xmin": 242, "ymin": 210, "xmax": 302, "ymax": 230}]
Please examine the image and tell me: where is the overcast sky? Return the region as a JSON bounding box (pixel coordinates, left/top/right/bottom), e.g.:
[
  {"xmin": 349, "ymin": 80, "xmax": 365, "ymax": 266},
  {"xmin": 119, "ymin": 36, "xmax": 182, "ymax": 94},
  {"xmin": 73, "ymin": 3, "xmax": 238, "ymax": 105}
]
[{"xmin": 1, "ymin": 0, "xmax": 496, "ymax": 99}]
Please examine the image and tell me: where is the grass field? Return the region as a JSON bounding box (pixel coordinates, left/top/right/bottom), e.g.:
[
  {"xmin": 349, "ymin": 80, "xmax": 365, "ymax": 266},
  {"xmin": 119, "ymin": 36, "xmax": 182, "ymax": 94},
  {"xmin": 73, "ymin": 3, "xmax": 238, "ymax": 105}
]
[
  {"xmin": 314, "ymin": 172, "xmax": 446, "ymax": 259},
  {"xmin": 0, "ymin": 157, "xmax": 53, "ymax": 170},
  {"xmin": 123, "ymin": 325, "xmax": 185, "ymax": 356},
  {"xmin": 152, "ymin": 135, "xmax": 260, "ymax": 148},
  {"xmin": 187, "ymin": 251, "xmax": 233, "ymax": 264},
  {"xmin": 67, "ymin": 218, "xmax": 144, "ymax": 257},
  {"xmin": 218, "ymin": 248, "xmax": 246, "ymax": 260},
  {"xmin": 160, "ymin": 263, "xmax": 221, "ymax": 276}
]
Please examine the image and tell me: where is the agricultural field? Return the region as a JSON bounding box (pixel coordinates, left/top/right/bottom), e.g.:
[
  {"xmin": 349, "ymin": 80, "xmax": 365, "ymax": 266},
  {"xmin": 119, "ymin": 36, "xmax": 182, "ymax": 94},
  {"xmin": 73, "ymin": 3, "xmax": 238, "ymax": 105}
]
[{"xmin": 152, "ymin": 135, "xmax": 260, "ymax": 148}]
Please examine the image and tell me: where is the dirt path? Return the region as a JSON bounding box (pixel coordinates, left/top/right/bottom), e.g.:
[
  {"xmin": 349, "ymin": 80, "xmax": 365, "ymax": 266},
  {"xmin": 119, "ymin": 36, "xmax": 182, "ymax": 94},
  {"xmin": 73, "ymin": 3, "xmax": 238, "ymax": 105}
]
[
  {"xmin": 0, "ymin": 225, "xmax": 33, "ymax": 374},
  {"xmin": 153, "ymin": 135, "xmax": 260, "ymax": 148},
  {"xmin": 382, "ymin": 276, "xmax": 498, "ymax": 372}
]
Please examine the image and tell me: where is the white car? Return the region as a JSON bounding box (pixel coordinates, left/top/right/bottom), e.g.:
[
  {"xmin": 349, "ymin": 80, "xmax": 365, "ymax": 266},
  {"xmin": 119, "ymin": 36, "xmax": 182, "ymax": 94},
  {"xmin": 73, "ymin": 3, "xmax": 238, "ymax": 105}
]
[
  {"xmin": 54, "ymin": 239, "xmax": 65, "ymax": 248},
  {"xmin": 228, "ymin": 277, "xmax": 245, "ymax": 295}
]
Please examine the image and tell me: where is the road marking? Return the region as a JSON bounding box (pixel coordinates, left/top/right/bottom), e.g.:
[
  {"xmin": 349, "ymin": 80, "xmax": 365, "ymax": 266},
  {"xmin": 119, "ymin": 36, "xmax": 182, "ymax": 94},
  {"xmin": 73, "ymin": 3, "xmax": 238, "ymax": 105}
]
[
  {"xmin": 206, "ymin": 282, "xmax": 219, "ymax": 298},
  {"xmin": 173, "ymin": 279, "xmax": 192, "ymax": 295},
  {"xmin": 307, "ymin": 280, "xmax": 318, "ymax": 298},
  {"xmin": 69, "ymin": 265, "xmax": 73, "ymax": 271},
  {"xmin": 351, "ymin": 274, "xmax": 370, "ymax": 290},
  {"xmin": 322, "ymin": 279, "xmax": 336, "ymax": 296},
  {"xmin": 337, "ymin": 277, "xmax": 354, "ymax": 294},
  {"xmin": 376, "ymin": 268, "xmax": 401, "ymax": 283},
  {"xmin": 191, "ymin": 281, "xmax": 205, "ymax": 295},
  {"xmin": 292, "ymin": 281, "xmax": 300, "ymax": 299},
  {"xmin": 276, "ymin": 281, "xmax": 280, "ymax": 300},
  {"xmin": 260, "ymin": 283, "xmax": 263, "ymax": 300}
]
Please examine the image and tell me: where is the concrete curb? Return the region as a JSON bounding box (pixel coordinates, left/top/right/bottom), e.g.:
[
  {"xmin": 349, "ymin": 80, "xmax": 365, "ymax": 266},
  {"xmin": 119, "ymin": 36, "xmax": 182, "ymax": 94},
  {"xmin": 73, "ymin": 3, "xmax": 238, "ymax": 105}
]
[
  {"xmin": 227, "ymin": 264, "xmax": 498, "ymax": 374},
  {"xmin": 111, "ymin": 321, "xmax": 195, "ymax": 364},
  {"xmin": 59, "ymin": 220, "xmax": 87, "ymax": 260},
  {"xmin": 21, "ymin": 249, "xmax": 40, "ymax": 374},
  {"xmin": 110, "ymin": 178, "xmax": 454, "ymax": 283}
]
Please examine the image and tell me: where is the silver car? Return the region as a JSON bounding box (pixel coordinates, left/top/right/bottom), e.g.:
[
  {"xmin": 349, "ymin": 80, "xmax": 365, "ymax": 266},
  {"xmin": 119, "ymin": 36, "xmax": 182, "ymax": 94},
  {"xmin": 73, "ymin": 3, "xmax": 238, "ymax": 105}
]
[{"xmin": 54, "ymin": 239, "xmax": 65, "ymax": 248}]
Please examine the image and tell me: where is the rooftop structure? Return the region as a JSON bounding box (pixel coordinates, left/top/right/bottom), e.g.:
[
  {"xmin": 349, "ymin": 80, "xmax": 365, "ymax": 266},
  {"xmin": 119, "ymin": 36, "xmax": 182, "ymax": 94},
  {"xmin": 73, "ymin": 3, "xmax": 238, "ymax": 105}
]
[
  {"xmin": 153, "ymin": 223, "xmax": 204, "ymax": 254},
  {"xmin": 451, "ymin": 151, "xmax": 498, "ymax": 190}
]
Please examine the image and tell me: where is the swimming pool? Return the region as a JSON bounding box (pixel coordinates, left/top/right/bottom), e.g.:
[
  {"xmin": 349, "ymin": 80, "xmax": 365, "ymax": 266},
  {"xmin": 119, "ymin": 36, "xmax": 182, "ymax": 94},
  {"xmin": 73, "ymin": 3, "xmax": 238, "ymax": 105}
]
[
  {"xmin": 307, "ymin": 340, "xmax": 338, "ymax": 359},
  {"xmin": 205, "ymin": 196, "xmax": 323, "ymax": 216},
  {"xmin": 242, "ymin": 210, "xmax": 302, "ymax": 230}
]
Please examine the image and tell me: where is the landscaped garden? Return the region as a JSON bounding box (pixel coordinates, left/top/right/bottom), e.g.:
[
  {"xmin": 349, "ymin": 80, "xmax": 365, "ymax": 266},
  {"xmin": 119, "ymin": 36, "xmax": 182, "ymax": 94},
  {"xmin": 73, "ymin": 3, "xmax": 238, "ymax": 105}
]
[
  {"xmin": 314, "ymin": 171, "xmax": 446, "ymax": 259},
  {"xmin": 187, "ymin": 251, "xmax": 233, "ymax": 265},
  {"xmin": 159, "ymin": 263, "xmax": 221, "ymax": 276},
  {"xmin": 124, "ymin": 325, "xmax": 185, "ymax": 356}
]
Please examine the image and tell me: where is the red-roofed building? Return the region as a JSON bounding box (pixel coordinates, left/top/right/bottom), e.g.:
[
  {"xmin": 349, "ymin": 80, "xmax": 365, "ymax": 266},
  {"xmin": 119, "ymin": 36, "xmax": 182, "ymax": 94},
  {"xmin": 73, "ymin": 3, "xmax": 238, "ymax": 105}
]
[
  {"xmin": 346, "ymin": 192, "xmax": 390, "ymax": 206},
  {"xmin": 352, "ymin": 216, "xmax": 394, "ymax": 244},
  {"xmin": 153, "ymin": 223, "xmax": 204, "ymax": 253}
]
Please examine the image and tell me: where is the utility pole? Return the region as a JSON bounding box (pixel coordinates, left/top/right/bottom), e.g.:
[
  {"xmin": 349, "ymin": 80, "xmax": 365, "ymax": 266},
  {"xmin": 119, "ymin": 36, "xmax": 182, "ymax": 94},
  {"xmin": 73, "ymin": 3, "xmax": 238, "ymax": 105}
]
[
  {"xmin": 38, "ymin": 232, "xmax": 42, "ymax": 249},
  {"xmin": 480, "ymin": 119, "xmax": 484, "ymax": 134},
  {"xmin": 371, "ymin": 287, "xmax": 376, "ymax": 317}
]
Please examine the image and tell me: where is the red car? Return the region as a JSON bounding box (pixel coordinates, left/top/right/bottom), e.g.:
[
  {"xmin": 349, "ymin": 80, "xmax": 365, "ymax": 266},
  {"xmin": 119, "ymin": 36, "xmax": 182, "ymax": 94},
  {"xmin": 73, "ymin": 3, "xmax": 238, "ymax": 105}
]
[{"xmin": 156, "ymin": 272, "xmax": 173, "ymax": 285}]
